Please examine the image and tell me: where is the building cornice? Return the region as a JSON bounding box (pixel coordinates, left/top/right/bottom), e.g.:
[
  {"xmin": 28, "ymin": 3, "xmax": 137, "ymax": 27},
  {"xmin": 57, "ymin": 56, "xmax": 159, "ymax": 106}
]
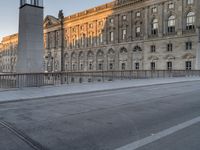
[{"xmin": 62, "ymin": 0, "xmax": 169, "ymax": 23}]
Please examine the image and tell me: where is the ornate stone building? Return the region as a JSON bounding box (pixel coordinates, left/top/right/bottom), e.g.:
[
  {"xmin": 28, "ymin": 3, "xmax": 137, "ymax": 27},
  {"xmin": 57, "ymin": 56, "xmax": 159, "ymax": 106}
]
[
  {"xmin": 0, "ymin": 0, "xmax": 200, "ymax": 73},
  {"xmin": 44, "ymin": 0, "xmax": 200, "ymax": 72},
  {"xmin": 0, "ymin": 34, "xmax": 18, "ymax": 73}
]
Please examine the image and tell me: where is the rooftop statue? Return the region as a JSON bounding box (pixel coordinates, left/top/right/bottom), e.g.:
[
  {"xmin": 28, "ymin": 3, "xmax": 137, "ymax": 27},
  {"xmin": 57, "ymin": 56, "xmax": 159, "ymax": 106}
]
[{"xmin": 58, "ymin": 10, "xmax": 64, "ymax": 20}]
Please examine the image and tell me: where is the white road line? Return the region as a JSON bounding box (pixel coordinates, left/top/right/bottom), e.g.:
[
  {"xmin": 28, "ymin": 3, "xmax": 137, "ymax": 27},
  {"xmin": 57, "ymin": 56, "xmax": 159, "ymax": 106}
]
[{"xmin": 115, "ymin": 116, "xmax": 200, "ymax": 150}]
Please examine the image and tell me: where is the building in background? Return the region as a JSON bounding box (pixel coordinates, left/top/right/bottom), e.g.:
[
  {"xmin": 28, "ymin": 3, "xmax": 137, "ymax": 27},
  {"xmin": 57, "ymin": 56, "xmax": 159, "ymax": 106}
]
[
  {"xmin": 0, "ymin": 0, "xmax": 200, "ymax": 73},
  {"xmin": 0, "ymin": 34, "xmax": 18, "ymax": 73}
]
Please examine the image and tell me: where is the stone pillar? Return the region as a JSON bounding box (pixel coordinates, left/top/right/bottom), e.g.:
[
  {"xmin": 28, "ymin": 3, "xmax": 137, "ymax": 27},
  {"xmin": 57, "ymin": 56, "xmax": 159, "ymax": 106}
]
[
  {"xmin": 177, "ymin": 0, "xmax": 183, "ymax": 35},
  {"xmin": 16, "ymin": 0, "xmax": 44, "ymax": 73},
  {"xmin": 144, "ymin": 7, "xmax": 149, "ymax": 39},
  {"xmin": 158, "ymin": 3, "xmax": 164, "ymax": 37},
  {"xmin": 115, "ymin": 14, "xmax": 120, "ymax": 43},
  {"xmin": 16, "ymin": 0, "xmax": 44, "ymax": 87}
]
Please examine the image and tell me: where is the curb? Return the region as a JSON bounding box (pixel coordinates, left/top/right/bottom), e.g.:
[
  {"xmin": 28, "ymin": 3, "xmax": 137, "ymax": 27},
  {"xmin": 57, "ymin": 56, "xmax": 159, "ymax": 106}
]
[{"xmin": 0, "ymin": 79, "xmax": 200, "ymax": 104}]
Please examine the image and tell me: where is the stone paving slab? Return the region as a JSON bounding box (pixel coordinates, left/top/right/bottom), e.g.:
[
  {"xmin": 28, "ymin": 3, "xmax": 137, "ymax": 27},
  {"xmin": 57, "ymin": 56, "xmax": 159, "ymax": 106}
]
[{"xmin": 0, "ymin": 77, "xmax": 200, "ymax": 103}]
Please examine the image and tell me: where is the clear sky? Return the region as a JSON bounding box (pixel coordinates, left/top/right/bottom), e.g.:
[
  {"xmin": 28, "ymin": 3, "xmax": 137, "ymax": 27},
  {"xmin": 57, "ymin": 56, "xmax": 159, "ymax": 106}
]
[{"xmin": 0, "ymin": 0, "xmax": 113, "ymax": 41}]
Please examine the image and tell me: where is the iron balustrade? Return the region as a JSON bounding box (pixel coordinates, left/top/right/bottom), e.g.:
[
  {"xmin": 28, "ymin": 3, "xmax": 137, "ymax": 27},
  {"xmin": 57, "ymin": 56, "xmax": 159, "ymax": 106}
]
[{"xmin": 0, "ymin": 70, "xmax": 200, "ymax": 89}]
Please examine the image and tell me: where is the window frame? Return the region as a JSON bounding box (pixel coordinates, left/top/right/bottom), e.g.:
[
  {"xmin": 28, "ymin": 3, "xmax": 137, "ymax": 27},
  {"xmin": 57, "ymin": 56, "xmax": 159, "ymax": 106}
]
[
  {"xmin": 167, "ymin": 61, "xmax": 173, "ymax": 70},
  {"xmin": 185, "ymin": 61, "xmax": 192, "ymax": 70}
]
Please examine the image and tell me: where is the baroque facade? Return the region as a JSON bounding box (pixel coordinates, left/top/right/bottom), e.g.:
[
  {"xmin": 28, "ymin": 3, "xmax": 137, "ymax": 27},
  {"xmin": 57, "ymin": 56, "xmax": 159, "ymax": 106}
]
[{"xmin": 0, "ymin": 0, "xmax": 200, "ymax": 73}]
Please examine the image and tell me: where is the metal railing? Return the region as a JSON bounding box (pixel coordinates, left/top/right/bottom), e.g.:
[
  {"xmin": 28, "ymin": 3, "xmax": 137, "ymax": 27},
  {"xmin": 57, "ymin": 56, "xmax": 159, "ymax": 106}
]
[{"xmin": 0, "ymin": 70, "xmax": 200, "ymax": 89}]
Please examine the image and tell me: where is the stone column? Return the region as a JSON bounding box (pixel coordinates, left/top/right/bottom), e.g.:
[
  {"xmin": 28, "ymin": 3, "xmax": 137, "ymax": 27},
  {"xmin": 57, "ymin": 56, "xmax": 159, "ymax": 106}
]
[
  {"xmin": 177, "ymin": 0, "xmax": 183, "ymax": 35},
  {"xmin": 158, "ymin": 3, "xmax": 164, "ymax": 37},
  {"xmin": 16, "ymin": 1, "xmax": 44, "ymax": 87},
  {"xmin": 16, "ymin": 2, "xmax": 44, "ymax": 73}
]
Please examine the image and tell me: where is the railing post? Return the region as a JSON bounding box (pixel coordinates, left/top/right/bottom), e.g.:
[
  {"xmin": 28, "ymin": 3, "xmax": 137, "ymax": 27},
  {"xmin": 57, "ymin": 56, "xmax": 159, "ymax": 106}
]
[
  {"xmin": 60, "ymin": 72, "xmax": 64, "ymax": 85},
  {"xmin": 112, "ymin": 71, "xmax": 114, "ymax": 81},
  {"xmin": 102, "ymin": 71, "xmax": 105, "ymax": 82}
]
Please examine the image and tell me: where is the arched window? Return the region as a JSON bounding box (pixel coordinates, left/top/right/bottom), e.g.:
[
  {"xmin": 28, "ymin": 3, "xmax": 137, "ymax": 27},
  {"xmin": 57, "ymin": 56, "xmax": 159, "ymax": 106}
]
[
  {"xmin": 97, "ymin": 50, "xmax": 104, "ymax": 58},
  {"xmin": 71, "ymin": 52, "xmax": 76, "ymax": 60},
  {"xmin": 168, "ymin": 15, "xmax": 175, "ymax": 33},
  {"xmin": 151, "ymin": 19, "xmax": 158, "ymax": 35},
  {"xmin": 87, "ymin": 51, "xmax": 94, "ymax": 58},
  {"xmin": 64, "ymin": 53, "xmax": 69, "ymax": 60},
  {"xmin": 133, "ymin": 46, "xmax": 142, "ymax": 52},
  {"xmin": 186, "ymin": 12, "xmax": 195, "ymax": 30},
  {"xmin": 108, "ymin": 48, "xmax": 115, "ymax": 55},
  {"xmin": 120, "ymin": 47, "xmax": 128, "ymax": 54},
  {"xmin": 79, "ymin": 51, "xmax": 83, "ymax": 58}
]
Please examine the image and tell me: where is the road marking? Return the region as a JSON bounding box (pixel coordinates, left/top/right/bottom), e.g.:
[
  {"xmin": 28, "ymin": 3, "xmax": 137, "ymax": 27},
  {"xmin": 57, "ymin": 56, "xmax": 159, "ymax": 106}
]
[{"xmin": 115, "ymin": 116, "xmax": 200, "ymax": 150}]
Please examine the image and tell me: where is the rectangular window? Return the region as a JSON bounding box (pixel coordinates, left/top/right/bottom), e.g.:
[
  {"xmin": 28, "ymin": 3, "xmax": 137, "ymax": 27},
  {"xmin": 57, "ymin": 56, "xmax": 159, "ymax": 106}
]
[
  {"xmin": 136, "ymin": 27, "xmax": 141, "ymax": 37},
  {"xmin": 55, "ymin": 31, "xmax": 59, "ymax": 48},
  {"xmin": 80, "ymin": 36, "xmax": 83, "ymax": 46},
  {"xmin": 98, "ymin": 63, "xmax": 103, "ymax": 70},
  {"xmin": 89, "ymin": 23, "xmax": 93, "ymax": 28},
  {"xmin": 122, "ymin": 29, "xmax": 127, "ymax": 40},
  {"xmin": 72, "ymin": 39, "xmax": 76, "ymax": 47},
  {"xmin": 168, "ymin": 3, "xmax": 174, "ymax": 9},
  {"xmin": 72, "ymin": 64, "xmax": 76, "ymax": 71},
  {"xmin": 98, "ymin": 21, "xmax": 103, "ymax": 26},
  {"xmin": 135, "ymin": 63, "xmax": 140, "ymax": 70},
  {"xmin": 151, "ymin": 62, "xmax": 156, "ymax": 70},
  {"xmin": 152, "ymin": 7, "xmax": 157, "ymax": 13},
  {"xmin": 122, "ymin": 15, "xmax": 127, "ymax": 21},
  {"xmin": 80, "ymin": 64, "xmax": 84, "ymax": 71},
  {"xmin": 150, "ymin": 45, "xmax": 156, "ymax": 53},
  {"xmin": 136, "ymin": 11, "xmax": 141, "ymax": 17},
  {"xmin": 121, "ymin": 63, "xmax": 126, "ymax": 70},
  {"xmin": 89, "ymin": 35, "xmax": 93, "ymax": 45},
  {"xmin": 110, "ymin": 18, "xmax": 114, "ymax": 24},
  {"xmin": 167, "ymin": 43, "xmax": 173, "ymax": 52},
  {"xmin": 187, "ymin": 0, "xmax": 194, "ymax": 5},
  {"xmin": 167, "ymin": 62, "xmax": 172, "ymax": 70},
  {"xmin": 89, "ymin": 63, "xmax": 93, "ymax": 70},
  {"xmin": 185, "ymin": 61, "xmax": 192, "ymax": 70},
  {"xmin": 186, "ymin": 41, "xmax": 192, "ymax": 50},
  {"xmin": 109, "ymin": 63, "xmax": 113, "ymax": 70},
  {"xmin": 110, "ymin": 32, "xmax": 114, "ymax": 42},
  {"xmin": 73, "ymin": 28, "xmax": 76, "ymax": 32},
  {"xmin": 100, "ymin": 33, "xmax": 103, "ymax": 44}
]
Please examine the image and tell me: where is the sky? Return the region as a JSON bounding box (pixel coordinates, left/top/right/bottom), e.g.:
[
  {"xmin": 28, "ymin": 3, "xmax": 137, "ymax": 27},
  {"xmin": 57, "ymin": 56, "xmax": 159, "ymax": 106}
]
[{"xmin": 0, "ymin": 0, "xmax": 113, "ymax": 41}]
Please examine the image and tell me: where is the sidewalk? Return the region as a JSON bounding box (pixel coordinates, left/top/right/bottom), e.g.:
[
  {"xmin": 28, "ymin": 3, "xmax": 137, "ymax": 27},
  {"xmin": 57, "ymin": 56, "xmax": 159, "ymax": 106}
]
[{"xmin": 0, "ymin": 77, "xmax": 200, "ymax": 103}]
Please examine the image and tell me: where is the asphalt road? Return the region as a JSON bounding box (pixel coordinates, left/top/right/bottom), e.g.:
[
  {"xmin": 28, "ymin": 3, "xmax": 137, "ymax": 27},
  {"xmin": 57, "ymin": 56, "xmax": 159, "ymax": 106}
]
[{"xmin": 0, "ymin": 81, "xmax": 200, "ymax": 150}]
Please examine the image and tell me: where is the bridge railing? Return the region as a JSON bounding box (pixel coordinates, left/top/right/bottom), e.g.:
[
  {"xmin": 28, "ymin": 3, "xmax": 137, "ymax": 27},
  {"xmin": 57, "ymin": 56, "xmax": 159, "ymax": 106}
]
[{"xmin": 0, "ymin": 70, "xmax": 200, "ymax": 89}]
